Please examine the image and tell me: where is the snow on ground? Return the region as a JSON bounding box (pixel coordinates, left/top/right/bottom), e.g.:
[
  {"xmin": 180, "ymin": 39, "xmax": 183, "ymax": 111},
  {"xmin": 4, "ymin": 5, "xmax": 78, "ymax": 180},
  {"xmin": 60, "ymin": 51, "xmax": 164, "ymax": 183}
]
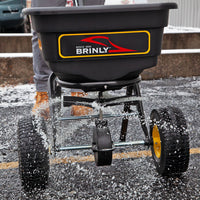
[
  {"xmin": 0, "ymin": 33, "xmax": 32, "ymax": 37},
  {"xmin": 0, "ymin": 53, "xmax": 33, "ymax": 58},
  {"xmin": 0, "ymin": 84, "xmax": 35, "ymax": 108},
  {"xmin": 0, "ymin": 76, "xmax": 199, "ymax": 108},
  {"xmin": 162, "ymin": 49, "xmax": 200, "ymax": 54},
  {"xmin": 164, "ymin": 25, "xmax": 200, "ymax": 33}
]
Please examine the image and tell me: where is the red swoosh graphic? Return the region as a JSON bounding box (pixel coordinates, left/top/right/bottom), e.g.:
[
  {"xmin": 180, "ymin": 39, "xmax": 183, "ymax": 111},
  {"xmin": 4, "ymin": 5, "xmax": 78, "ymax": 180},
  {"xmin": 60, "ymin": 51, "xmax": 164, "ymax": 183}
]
[{"xmin": 81, "ymin": 36, "xmax": 137, "ymax": 53}]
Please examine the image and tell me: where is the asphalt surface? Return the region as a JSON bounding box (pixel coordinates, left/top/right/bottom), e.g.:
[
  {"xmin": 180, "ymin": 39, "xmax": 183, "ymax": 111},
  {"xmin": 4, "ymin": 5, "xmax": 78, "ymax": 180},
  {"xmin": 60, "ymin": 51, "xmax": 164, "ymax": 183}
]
[{"xmin": 0, "ymin": 77, "xmax": 200, "ymax": 200}]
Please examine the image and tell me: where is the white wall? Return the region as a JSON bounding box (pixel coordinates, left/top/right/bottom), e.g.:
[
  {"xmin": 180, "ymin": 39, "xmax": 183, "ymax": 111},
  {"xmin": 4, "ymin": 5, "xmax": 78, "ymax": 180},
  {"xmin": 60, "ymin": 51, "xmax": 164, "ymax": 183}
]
[
  {"xmin": 105, "ymin": 0, "xmax": 200, "ymax": 28},
  {"xmin": 105, "ymin": 0, "xmax": 147, "ymax": 5},
  {"xmin": 148, "ymin": 0, "xmax": 200, "ymax": 28}
]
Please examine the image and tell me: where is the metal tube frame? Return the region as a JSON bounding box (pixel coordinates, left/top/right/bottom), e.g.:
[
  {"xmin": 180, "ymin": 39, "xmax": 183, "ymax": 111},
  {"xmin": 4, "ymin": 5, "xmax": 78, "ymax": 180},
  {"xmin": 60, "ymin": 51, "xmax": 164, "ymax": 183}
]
[
  {"xmin": 58, "ymin": 140, "xmax": 146, "ymax": 151},
  {"xmin": 48, "ymin": 72, "xmax": 151, "ymax": 154}
]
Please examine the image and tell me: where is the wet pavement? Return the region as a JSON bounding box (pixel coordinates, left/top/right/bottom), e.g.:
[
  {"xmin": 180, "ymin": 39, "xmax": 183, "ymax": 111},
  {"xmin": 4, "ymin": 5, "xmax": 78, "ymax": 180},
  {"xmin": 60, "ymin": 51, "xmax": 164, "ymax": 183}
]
[{"xmin": 0, "ymin": 77, "xmax": 200, "ymax": 200}]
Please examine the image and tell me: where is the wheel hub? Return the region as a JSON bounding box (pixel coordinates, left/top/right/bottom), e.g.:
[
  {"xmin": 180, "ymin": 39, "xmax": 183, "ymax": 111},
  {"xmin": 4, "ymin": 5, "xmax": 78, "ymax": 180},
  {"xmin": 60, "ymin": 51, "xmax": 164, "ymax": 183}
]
[{"xmin": 152, "ymin": 125, "xmax": 161, "ymax": 159}]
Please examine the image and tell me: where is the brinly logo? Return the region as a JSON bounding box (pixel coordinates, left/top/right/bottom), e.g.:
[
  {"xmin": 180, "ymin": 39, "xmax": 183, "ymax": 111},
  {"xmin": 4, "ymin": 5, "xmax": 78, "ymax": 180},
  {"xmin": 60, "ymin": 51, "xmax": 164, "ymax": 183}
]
[{"xmin": 76, "ymin": 36, "xmax": 137, "ymax": 55}]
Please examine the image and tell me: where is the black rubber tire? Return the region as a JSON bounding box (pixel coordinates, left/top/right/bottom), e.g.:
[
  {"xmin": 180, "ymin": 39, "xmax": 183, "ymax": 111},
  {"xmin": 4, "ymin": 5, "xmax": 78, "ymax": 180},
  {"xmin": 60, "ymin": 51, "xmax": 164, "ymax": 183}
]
[
  {"xmin": 17, "ymin": 116, "xmax": 50, "ymax": 192},
  {"xmin": 150, "ymin": 106, "xmax": 189, "ymax": 176},
  {"xmin": 93, "ymin": 126, "xmax": 112, "ymax": 166}
]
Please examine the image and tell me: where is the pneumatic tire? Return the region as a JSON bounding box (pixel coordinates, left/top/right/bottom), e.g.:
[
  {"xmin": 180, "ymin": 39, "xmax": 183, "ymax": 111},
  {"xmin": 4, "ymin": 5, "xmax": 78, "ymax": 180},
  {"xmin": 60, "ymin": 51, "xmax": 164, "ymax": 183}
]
[
  {"xmin": 17, "ymin": 116, "xmax": 49, "ymax": 192},
  {"xmin": 150, "ymin": 107, "xmax": 189, "ymax": 176}
]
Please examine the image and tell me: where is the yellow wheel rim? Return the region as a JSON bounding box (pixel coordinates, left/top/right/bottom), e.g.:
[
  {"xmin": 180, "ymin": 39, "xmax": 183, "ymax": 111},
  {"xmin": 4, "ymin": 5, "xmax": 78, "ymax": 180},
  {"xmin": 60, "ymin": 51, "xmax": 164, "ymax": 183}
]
[{"xmin": 152, "ymin": 125, "xmax": 161, "ymax": 159}]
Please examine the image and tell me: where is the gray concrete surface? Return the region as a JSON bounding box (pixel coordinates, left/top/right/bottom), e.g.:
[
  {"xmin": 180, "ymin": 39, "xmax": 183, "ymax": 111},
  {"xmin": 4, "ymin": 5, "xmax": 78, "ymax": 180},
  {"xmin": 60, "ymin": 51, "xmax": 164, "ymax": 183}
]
[
  {"xmin": 1, "ymin": 32, "xmax": 200, "ymax": 53},
  {"xmin": 162, "ymin": 32, "xmax": 200, "ymax": 49},
  {"xmin": 1, "ymin": 31, "xmax": 200, "ymax": 85},
  {"xmin": 1, "ymin": 51, "xmax": 200, "ymax": 85},
  {"xmin": 142, "ymin": 51, "xmax": 200, "ymax": 79},
  {"xmin": 0, "ymin": 34, "xmax": 32, "ymax": 53},
  {"xmin": 0, "ymin": 56, "xmax": 34, "ymax": 85},
  {"xmin": 0, "ymin": 77, "xmax": 199, "ymax": 199}
]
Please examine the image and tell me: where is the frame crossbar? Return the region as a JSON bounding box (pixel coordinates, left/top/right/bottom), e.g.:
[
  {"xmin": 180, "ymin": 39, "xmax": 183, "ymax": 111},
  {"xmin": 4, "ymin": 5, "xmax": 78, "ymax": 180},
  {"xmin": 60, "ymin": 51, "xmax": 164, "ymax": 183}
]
[{"xmin": 58, "ymin": 140, "xmax": 146, "ymax": 151}]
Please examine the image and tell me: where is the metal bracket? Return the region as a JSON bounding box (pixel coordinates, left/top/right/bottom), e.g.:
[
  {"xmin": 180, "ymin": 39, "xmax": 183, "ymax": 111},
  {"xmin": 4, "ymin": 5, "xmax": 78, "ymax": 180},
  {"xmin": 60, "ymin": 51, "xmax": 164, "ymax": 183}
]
[{"xmin": 63, "ymin": 95, "xmax": 144, "ymax": 108}]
